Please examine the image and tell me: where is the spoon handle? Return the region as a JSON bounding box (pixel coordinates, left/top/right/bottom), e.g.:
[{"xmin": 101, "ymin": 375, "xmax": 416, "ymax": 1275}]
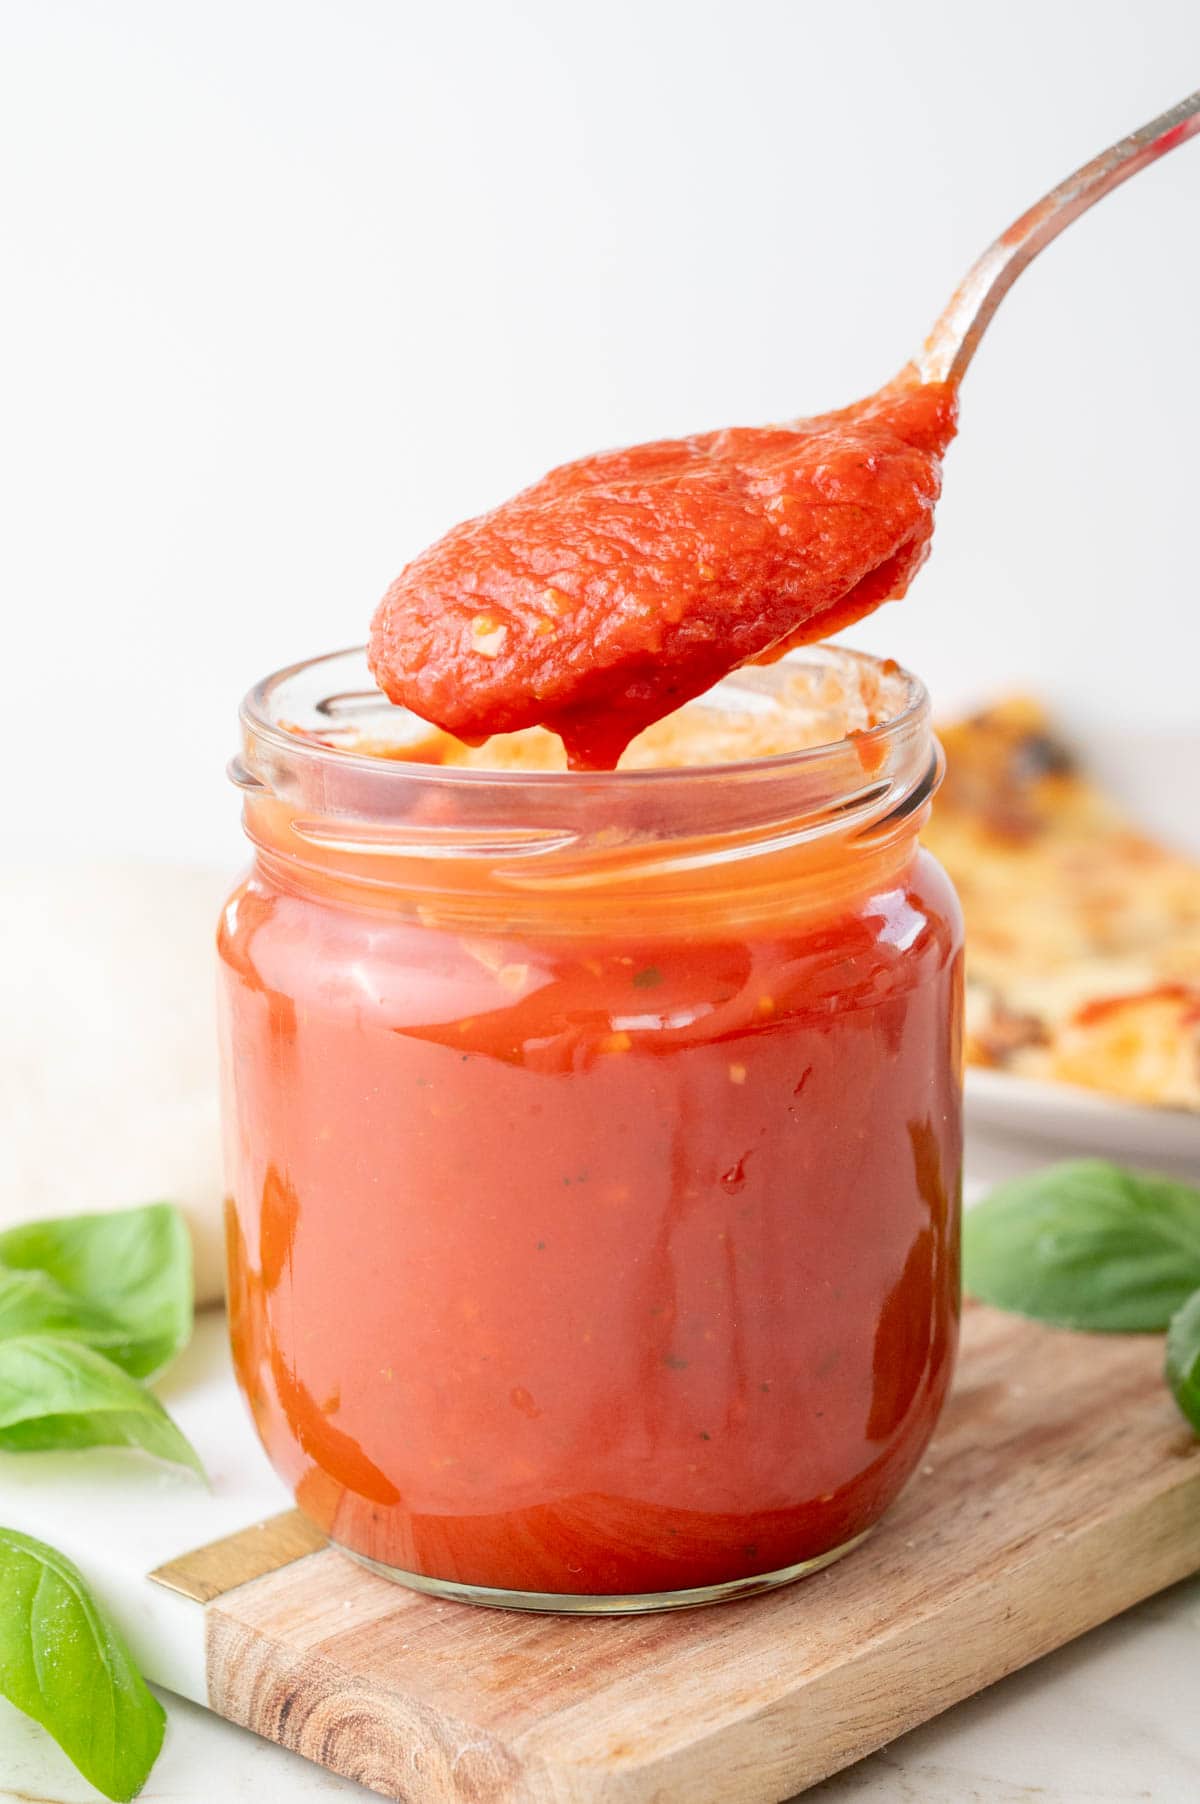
[{"xmin": 919, "ymin": 89, "xmax": 1200, "ymax": 385}]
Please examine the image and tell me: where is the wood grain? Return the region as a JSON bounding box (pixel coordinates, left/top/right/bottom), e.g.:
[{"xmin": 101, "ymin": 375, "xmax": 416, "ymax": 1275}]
[{"xmin": 203, "ymin": 1302, "xmax": 1200, "ymax": 1802}]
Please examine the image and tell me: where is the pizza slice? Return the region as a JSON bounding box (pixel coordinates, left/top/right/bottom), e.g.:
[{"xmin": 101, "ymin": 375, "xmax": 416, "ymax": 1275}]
[{"xmin": 923, "ymin": 697, "xmax": 1200, "ymax": 1111}]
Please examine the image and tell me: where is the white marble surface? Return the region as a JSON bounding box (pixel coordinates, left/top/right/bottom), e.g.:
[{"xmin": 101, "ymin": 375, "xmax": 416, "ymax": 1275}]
[
  {"xmin": 2, "ymin": 1125, "xmax": 1198, "ymax": 1801},
  {"xmin": 0, "ymin": 1314, "xmax": 294, "ymax": 1704}
]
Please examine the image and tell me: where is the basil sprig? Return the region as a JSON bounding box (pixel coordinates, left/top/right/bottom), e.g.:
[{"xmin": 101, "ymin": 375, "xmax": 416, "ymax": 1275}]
[
  {"xmin": 0, "ymin": 1200, "xmax": 203, "ymax": 1797},
  {"xmin": 0, "ymin": 1203, "xmax": 192, "ymax": 1378},
  {"xmin": 0, "ymin": 1335, "xmax": 203, "ymax": 1472},
  {"xmin": 1165, "ymin": 1289, "xmax": 1200, "ymax": 1432},
  {"xmin": 0, "ymin": 1203, "xmax": 200, "ymax": 1470},
  {"xmin": 0, "ymin": 1529, "xmax": 165, "ymax": 1801},
  {"xmin": 964, "ymin": 1159, "xmax": 1200, "ymax": 1432}
]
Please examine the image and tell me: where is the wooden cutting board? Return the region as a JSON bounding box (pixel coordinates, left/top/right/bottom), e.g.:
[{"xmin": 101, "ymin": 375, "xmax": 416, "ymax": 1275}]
[{"xmin": 147, "ymin": 1300, "xmax": 1200, "ymax": 1803}]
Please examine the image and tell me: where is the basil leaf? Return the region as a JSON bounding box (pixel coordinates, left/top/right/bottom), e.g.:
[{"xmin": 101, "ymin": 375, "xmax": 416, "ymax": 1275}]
[
  {"xmin": 0, "ymin": 1336, "xmax": 203, "ymax": 1475},
  {"xmin": 0, "ymin": 1266, "xmax": 123, "ymax": 1347},
  {"xmin": 963, "ymin": 1160, "xmax": 1200, "ymax": 1332},
  {"xmin": 0, "ymin": 1527, "xmax": 164, "ymax": 1801},
  {"xmin": 1166, "ymin": 1289, "xmax": 1200, "ymax": 1434},
  {"xmin": 0, "ymin": 1203, "xmax": 191, "ymax": 1378}
]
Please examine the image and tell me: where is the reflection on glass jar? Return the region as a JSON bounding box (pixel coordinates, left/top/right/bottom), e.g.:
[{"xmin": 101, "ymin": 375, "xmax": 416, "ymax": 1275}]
[{"xmin": 218, "ymin": 646, "xmax": 963, "ymax": 1611}]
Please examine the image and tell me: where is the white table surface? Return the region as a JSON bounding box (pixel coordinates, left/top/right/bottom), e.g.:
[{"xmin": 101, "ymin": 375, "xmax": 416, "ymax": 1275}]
[{"xmin": 3, "ymin": 1127, "xmax": 1199, "ymax": 1803}]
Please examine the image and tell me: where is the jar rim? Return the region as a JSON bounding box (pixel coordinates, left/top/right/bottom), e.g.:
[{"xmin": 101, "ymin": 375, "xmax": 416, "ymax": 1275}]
[
  {"xmin": 238, "ymin": 643, "xmax": 929, "ymax": 792},
  {"xmin": 232, "ymin": 645, "xmax": 938, "ymax": 892},
  {"xmin": 233, "ymin": 646, "xmax": 941, "ymax": 912}
]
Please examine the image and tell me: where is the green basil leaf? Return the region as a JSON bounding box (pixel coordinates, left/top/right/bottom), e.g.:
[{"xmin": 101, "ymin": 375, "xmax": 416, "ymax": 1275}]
[
  {"xmin": 0, "ymin": 1203, "xmax": 191, "ymax": 1378},
  {"xmin": 0, "ymin": 1527, "xmax": 164, "ymax": 1801},
  {"xmin": 0, "ymin": 1266, "xmax": 123, "ymax": 1347},
  {"xmin": 963, "ymin": 1160, "xmax": 1200, "ymax": 1332},
  {"xmin": 1165, "ymin": 1289, "xmax": 1200, "ymax": 1434},
  {"xmin": 0, "ymin": 1336, "xmax": 203, "ymax": 1475}
]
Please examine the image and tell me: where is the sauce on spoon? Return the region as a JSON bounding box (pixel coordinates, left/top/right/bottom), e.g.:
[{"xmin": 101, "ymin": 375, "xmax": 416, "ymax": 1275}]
[{"xmin": 369, "ymin": 369, "xmax": 957, "ymax": 770}]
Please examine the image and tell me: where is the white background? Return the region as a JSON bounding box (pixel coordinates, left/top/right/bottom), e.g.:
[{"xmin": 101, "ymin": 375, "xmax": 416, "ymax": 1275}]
[{"xmin": 3, "ymin": 0, "xmax": 1198, "ymax": 868}]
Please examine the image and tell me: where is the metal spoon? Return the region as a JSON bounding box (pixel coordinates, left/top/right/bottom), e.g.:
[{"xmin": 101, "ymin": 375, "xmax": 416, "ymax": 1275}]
[{"xmin": 919, "ymin": 89, "xmax": 1200, "ymax": 385}]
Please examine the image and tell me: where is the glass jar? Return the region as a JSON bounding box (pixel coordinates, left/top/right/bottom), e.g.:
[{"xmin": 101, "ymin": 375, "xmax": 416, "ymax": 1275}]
[{"xmin": 218, "ymin": 645, "xmax": 963, "ymax": 1612}]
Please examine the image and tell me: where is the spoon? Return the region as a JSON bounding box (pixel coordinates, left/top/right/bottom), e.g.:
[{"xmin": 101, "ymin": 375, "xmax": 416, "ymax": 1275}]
[
  {"xmin": 919, "ymin": 88, "xmax": 1200, "ymax": 385},
  {"xmin": 370, "ymin": 89, "xmax": 1200, "ymax": 769}
]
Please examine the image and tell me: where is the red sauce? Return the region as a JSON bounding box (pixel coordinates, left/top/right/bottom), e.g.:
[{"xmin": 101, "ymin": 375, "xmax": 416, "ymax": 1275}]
[
  {"xmin": 224, "ymin": 354, "xmax": 966, "ymax": 1600},
  {"xmin": 219, "ymin": 829, "xmax": 962, "ymax": 1595},
  {"xmin": 369, "ymin": 370, "xmax": 957, "ymax": 769}
]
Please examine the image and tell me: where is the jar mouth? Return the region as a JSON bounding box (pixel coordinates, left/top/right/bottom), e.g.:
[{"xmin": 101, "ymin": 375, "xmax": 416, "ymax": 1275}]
[
  {"xmin": 233, "ymin": 645, "xmax": 936, "ymax": 883},
  {"xmin": 239, "ymin": 644, "xmax": 928, "ymax": 786}
]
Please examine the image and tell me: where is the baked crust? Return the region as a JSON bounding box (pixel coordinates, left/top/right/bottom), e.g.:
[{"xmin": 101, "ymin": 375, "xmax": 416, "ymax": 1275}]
[{"xmin": 923, "ymin": 698, "xmax": 1200, "ymax": 1111}]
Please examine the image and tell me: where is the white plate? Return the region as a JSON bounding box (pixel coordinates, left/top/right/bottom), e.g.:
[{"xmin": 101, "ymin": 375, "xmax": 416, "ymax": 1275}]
[
  {"xmin": 955, "ymin": 719, "xmax": 1200, "ymax": 1184},
  {"xmin": 965, "ymin": 1066, "xmax": 1200, "ymax": 1178}
]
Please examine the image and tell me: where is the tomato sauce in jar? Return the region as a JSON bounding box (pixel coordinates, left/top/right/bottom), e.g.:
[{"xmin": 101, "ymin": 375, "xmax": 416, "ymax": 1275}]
[{"xmin": 219, "ymin": 646, "xmax": 963, "ymax": 1608}]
